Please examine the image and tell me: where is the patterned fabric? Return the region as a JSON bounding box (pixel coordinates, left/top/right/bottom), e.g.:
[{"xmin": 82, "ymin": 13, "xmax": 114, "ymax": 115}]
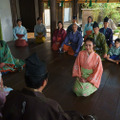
[
  {"xmin": 61, "ymin": 31, "xmax": 83, "ymax": 56},
  {"xmin": 108, "ymin": 46, "xmax": 120, "ymax": 56},
  {"xmin": 52, "ymin": 28, "xmax": 67, "ymax": 51},
  {"xmin": 99, "ymin": 27, "xmax": 113, "ymax": 46},
  {"xmin": 34, "ymin": 23, "xmax": 46, "ymax": 37},
  {"xmin": 0, "ymin": 40, "xmax": 25, "ymax": 73},
  {"xmin": 13, "ymin": 26, "xmax": 27, "ymax": 41},
  {"xmin": 73, "ymin": 77, "xmax": 97, "ymax": 97},
  {"xmin": 82, "ymin": 32, "xmax": 108, "ymax": 58},
  {"xmin": 73, "ymin": 50, "xmax": 103, "ymax": 88},
  {"xmin": 84, "ymin": 23, "xmax": 93, "ymax": 37}
]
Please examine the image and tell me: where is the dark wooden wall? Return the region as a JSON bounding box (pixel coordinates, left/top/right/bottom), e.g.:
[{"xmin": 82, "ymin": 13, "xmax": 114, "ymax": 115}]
[{"xmin": 19, "ymin": 0, "xmax": 36, "ymax": 32}]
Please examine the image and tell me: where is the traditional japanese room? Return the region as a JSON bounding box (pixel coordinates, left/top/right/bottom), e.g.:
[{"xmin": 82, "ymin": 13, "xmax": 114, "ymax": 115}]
[{"xmin": 0, "ymin": 0, "xmax": 120, "ymax": 120}]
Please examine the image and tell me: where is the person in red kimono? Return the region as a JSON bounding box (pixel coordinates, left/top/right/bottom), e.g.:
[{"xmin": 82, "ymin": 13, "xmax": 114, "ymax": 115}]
[{"xmin": 52, "ymin": 21, "xmax": 67, "ymax": 51}]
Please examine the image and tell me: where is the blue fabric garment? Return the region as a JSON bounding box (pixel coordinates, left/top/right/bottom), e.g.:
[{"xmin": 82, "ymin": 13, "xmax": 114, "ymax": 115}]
[
  {"xmin": 110, "ymin": 55, "xmax": 120, "ymax": 60},
  {"xmin": 67, "ymin": 23, "xmax": 82, "ymax": 35},
  {"xmin": 99, "ymin": 27, "xmax": 113, "ymax": 46},
  {"xmin": 83, "ymin": 23, "xmax": 93, "ymax": 36},
  {"xmin": 13, "ymin": 25, "xmax": 28, "ymax": 41},
  {"xmin": 61, "ymin": 31, "xmax": 83, "ymax": 56},
  {"xmin": 3, "ymin": 87, "xmax": 13, "ymax": 92}
]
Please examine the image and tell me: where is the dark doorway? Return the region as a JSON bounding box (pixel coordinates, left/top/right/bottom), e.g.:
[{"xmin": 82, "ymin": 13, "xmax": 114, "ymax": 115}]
[{"xmin": 19, "ymin": 0, "xmax": 36, "ymax": 32}]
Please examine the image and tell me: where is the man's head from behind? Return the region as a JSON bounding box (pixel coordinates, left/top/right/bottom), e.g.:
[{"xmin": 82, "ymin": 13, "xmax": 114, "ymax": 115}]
[{"xmin": 25, "ymin": 53, "xmax": 48, "ymax": 92}]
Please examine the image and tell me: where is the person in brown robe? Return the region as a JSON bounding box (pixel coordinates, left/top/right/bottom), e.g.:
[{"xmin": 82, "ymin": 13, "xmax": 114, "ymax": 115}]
[{"xmin": 2, "ymin": 53, "xmax": 95, "ymax": 120}]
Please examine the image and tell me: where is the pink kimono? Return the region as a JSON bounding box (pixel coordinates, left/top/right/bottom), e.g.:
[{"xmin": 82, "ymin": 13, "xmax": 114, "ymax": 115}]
[
  {"xmin": 73, "ymin": 50, "xmax": 103, "ymax": 88},
  {"xmin": 52, "ymin": 28, "xmax": 67, "ymax": 51}
]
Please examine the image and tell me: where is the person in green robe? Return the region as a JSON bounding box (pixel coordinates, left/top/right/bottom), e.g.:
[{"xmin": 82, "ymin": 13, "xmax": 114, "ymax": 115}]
[
  {"xmin": 0, "ymin": 40, "xmax": 25, "ymax": 73},
  {"xmin": 82, "ymin": 21, "xmax": 108, "ymax": 59}
]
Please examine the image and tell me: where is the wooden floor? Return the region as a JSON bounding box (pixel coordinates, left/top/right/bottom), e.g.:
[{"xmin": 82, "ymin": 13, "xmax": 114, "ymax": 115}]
[{"xmin": 3, "ymin": 40, "xmax": 120, "ymax": 120}]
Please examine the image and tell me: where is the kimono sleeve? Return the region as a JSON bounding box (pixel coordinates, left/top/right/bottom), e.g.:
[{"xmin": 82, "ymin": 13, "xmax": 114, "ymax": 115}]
[
  {"xmin": 61, "ymin": 34, "xmax": 69, "ymax": 48},
  {"xmin": 34, "ymin": 25, "xmax": 38, "ymax": 37},
  {"xmin": 83, "ymin": 24, "xmax": 87, "ymax": 36},
  {"xmin": 75, "ymin": 33, "xmax": 83, "ymax": 54},
  {"xmin": 108, "ymin": 47, "xmax": 114, "ymax": 56},
  {"xmin": 101, "ymin": 34, "xmax": 108, "ymax": 54},
  {"xmin": 72, "ymin": 52, "xmax": 82, "ymax": 78},
  {"xmin": 62, "ymin": 30, "xmax": 67, "ymax": 42},
  {"xmin": 43, "ymin": 25, "xmax": 46, "ymax": 37},
  {"xmin": 52, "ymin": 30, "xmax": 57, "ymax": 43},
  {"xmin": 86, "ymin": 56, "xmax": 103, "ymax": 88},
  {"xmin": 109, "ymin": 29, "xmax": 113, "ymax": 45},
  {"xmin": 13, "ymin": 27, "xmax": 18, "ymax": 40}
]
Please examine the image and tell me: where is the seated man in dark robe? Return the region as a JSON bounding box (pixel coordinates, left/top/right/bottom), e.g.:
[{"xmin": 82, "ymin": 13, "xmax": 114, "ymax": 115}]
[
  {"xmin": 99, "ymin": 17, "xmax": 113, "ymax": 48},
  {"xmin": 2, "ymin": 53, "xmax": 95, "ymax": 120},
  {"xmin": 67, "ymin": 16, "xmax": 82, "ymax": 35},
  {"xmin": 60, "ymin": 24, "xmax": 83, "ymax": 57}
]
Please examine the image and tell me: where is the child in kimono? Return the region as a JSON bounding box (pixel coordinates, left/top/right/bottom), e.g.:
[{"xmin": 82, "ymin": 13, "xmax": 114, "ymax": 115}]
[
  {"xmin": 73, "ymin": 37, "xmax": 103, "ymax": 97},
  {"xmin": 107, "ymin": 38, "xmax": 120, "ymax": 64}
]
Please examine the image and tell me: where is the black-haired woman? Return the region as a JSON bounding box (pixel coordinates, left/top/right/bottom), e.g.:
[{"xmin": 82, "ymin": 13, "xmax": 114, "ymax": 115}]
[
  {"xmin": 52, "ymin": 21, "xmax": 67, "ymax": 51},
  {"xmin": 73, "ymin": 37, "xmax": 103, "ymax": 97},
  {"xmin": 84, "ymin": 16, "xmax": 94, "ymax": 41}
]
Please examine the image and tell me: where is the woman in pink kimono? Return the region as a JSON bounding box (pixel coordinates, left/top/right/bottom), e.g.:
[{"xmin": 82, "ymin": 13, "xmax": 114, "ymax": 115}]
[
  {"xmin": 0, "ymin": 73, "xmax": 12, "ymax": 118},
  {"xmin": 52, "ymin": 21, "xmax": 67, "ymax": 51},
  {"xmin": 72, "ymin": 37, "xmax": 103, "ymax": 97}
]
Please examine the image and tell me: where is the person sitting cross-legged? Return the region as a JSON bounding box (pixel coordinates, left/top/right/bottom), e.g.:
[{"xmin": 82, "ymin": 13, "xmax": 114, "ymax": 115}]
[
  {"xmin": 2, "ymin": 53, "xmax": 96, "ymax": 120},
  {"xmin": 60, "ymin": 24, "xmax": 83, "ymax": 57},
  {"xmin": 107, "ymin": 38, "xmax": 120, "ymax": 64}
]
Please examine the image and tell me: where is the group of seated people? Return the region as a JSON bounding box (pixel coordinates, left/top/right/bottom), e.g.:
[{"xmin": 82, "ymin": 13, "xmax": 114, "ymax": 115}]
[
  {"xmin": 0, "ymin": 15, "xmax": 120, "ymax": 120},
  {"xmin": 13, "ymin": 17, "xmax": 46, "ymax": 47}
]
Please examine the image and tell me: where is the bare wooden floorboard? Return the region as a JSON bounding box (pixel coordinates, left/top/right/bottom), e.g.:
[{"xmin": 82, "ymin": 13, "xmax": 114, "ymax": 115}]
[{"xmin": 3, "ymin": 41, "xmax": 120, "ymax": 120}]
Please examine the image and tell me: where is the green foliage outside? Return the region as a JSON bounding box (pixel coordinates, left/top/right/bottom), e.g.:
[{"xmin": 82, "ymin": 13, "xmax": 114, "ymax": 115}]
[{"xmin": 82, "ymin": 3, "xmax": 120, "ymax": 25}]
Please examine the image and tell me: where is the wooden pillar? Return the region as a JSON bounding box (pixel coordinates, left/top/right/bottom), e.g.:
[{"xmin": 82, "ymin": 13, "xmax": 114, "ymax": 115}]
[
  {"xmin": 50, "ymin": 0, "xmax": 56, "ymax": 44},
  {"xmin": 34, "ymin": 0, "xmax": 39, "ymax": 23},
  {"xmin": 72, "ymin": 0, "xmax": 78, "ymax": 19},
  {"xmin": 38, "ymin": 0, "xmax": 44, "ymax": 21},
  {"xmin": 61, "ymin": 5, "xmax": 64, "ymax": 24},
  {"xmin": 10, "ymin": 0, "xmax": 18, "ymax": 27}
]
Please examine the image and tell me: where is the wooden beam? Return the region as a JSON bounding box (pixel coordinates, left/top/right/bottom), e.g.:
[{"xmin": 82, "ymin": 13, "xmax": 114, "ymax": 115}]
[
  {"xmin": 43, "ymin": 0, "xmax": 119, "ymax": 3},
  {"xmin": 10, "ymin": 0, "xmax": 18, "ymax": 27},
  {"xmin": 50, "ymin": 0, "xmax": 56, "ymax": 44}
]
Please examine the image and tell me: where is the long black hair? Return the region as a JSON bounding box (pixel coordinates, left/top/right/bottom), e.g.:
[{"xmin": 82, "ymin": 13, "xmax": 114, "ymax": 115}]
[
  {"xmin": 87, "ymin": 16, "xmax": 93, "ymax": 27},
  {"xmin": 58, "ymin": 21, "xmax": 63, "ymax": 29}
]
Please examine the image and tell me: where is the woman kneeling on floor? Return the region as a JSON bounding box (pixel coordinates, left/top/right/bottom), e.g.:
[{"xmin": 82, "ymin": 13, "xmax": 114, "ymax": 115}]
[{"xmin": 72, "ymin": 37, "xmax": 103, "ymax": 97}]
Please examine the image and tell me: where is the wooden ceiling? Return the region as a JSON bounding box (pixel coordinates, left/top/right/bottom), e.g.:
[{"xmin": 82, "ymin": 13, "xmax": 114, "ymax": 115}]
[{"xmin": 43, "ymin": 0, "xmax": 120, "ymax": 3}]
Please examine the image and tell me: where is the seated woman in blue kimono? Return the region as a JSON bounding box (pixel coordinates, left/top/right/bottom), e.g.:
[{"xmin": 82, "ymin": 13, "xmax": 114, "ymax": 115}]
[
  {"xmin": 84, "ymin": 16, "xmax": 94, "ymax": 41},
  {"xmin": 107, "ymin": 38, "xmax": 120, "ymax": 64},
  {"xmin": 13, "ymin": 19, "xmax": 28, "ymax": 47},
  {"xmin": 60, "ymin": 24, "xmax": 83, "ymax": 57},
  {"xmin": 99, "ymin": 17, "xmax": 113, "ymax": 48}
]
